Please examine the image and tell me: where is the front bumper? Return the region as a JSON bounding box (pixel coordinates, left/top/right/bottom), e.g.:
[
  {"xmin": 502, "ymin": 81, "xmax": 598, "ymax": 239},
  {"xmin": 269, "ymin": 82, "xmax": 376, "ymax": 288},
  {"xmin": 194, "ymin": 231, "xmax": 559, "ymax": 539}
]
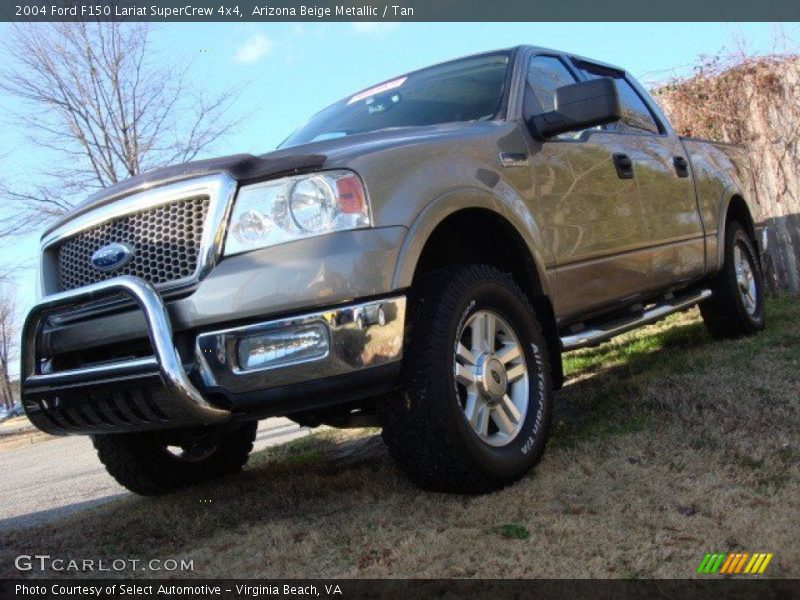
[
  {"xmin": 196, "ymin": 298, "xmax": 405, "ymax": 395},
  {"xmin": 43, "ymin": 226, "xmax": 406, "ymax": 356},
  {"xmin": 21, "ymin": 276, "xmax": 405, "ymax": 435}
]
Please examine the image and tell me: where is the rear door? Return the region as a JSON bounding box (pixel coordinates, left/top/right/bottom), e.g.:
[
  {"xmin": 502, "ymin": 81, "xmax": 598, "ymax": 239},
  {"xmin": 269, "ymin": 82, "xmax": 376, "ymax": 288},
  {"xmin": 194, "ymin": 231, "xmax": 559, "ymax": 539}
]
[
  {"xmin": 521, "ymin": 54, "xmax": 651, "ymax": 320},
  {"xmin": 572, "ymin": 61, "xmax": 706, "ymax": 288}
]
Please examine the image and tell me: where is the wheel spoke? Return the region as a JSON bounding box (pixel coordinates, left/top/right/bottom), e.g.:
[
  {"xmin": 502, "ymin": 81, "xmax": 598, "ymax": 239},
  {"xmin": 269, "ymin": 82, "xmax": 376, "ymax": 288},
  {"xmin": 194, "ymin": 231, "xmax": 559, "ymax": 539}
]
[
  {"xmin": 470, "ymin": 312, "xmax": 497, "ymax": 354},
  {"xmin": 500, "ymin": 394, "xmax": 522, "ymax": 424},
  {"xmin": 491, "ymin": 405, "xmax": 515, "ymax": 435},
  {"xmin": 506, "ymin": 363, "xmax": 526, "ymax": 383},
  {"xmin": 464, "ymin": 391, "xmax": 479, "ymax": 425},
  {"xmin": 475, "ymin": 405, "xmax": 490, "ymax": 437},
  {"xmin": 495, "ymin": 342, "xmax": 520, "ymax": 365},
  {"xmin": 456, "ymin": 342, "xmax": 476, "ymax": 366},
  {"xmin": 455, "ymin": 363, "xmax": 475, "ymax": 386},
  {"xmin": 469, "ymin": 313, "xmax": 486, "ymax": 354},
  {"xmin": 484, "ymin": 313, "xmax": 497, "ymax": 352}
]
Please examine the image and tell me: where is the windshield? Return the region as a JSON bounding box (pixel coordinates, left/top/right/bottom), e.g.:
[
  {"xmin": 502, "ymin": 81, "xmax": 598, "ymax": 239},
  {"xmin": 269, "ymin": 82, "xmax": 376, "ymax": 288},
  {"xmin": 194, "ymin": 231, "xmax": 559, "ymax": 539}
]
[{"xmin": 280, "ymin": 52, "xmax": 511, "ymax": 148}]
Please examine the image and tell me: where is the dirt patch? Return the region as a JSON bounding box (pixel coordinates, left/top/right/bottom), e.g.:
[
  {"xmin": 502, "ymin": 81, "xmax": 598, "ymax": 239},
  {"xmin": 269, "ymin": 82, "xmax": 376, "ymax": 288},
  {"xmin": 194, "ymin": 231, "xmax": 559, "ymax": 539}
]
[{"xmin": 1, "ymin": 297, "xmax": 798, "ymax": 579}]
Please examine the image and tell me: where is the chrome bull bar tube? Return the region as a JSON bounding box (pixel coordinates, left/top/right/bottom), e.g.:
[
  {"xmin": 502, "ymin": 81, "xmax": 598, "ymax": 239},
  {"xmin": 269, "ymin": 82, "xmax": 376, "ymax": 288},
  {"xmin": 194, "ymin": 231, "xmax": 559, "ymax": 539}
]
[{"xmin": 21, "ymin": 276, "xmax": 231, "ymax": 431}]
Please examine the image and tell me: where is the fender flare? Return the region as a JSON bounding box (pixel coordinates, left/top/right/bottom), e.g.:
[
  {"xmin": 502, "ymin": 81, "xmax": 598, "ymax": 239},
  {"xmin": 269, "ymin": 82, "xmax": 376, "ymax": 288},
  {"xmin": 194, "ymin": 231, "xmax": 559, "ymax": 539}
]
[
  {"xmin": 714, "ymin": 187, "xmax": 756, "ymax": 270},
  {"xmin": 391, "ymin": 186, "xmax": 552, "ymax": 298}
]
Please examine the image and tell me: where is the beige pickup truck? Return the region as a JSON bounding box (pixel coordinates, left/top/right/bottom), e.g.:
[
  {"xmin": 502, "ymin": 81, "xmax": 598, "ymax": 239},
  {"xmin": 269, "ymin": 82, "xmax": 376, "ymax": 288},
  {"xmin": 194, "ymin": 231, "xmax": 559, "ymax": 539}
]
[{"xmin": 21, "ymin": 46, "xmax": 766, "ymax": 495}]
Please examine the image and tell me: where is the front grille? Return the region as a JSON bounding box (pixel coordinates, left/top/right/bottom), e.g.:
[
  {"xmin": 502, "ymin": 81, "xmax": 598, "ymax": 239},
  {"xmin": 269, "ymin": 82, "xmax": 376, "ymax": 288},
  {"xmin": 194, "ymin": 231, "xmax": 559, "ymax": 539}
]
[{"xmin": 56, "ymin": 196, "xmax": 210, "ymax": 291}]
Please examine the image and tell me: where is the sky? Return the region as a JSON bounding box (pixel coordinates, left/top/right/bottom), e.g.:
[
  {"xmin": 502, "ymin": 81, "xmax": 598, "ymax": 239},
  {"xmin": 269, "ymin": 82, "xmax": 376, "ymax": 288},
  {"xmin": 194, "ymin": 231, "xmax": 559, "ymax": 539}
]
[{"xmin": 0, "ymin": 21, "xmax": 795, "ymax": 374}]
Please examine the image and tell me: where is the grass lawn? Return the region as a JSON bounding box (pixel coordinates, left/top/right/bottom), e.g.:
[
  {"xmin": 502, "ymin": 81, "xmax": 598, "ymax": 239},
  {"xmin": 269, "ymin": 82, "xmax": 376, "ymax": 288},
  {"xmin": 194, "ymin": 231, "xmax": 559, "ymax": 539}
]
[{"xmin": 1, "ymin": 296, "xmax": 798, "ymax": 578}]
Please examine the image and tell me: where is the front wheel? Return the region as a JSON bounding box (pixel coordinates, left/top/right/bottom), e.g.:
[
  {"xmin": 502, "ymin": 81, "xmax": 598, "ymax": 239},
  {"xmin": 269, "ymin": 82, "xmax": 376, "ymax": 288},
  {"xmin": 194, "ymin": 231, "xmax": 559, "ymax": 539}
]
[
  {"xmin": 380, "ymin": 264, "xmax": 553, "ymax": 494},
  {"xmin": 93, "ymin": 421, "xmax": 258, "ymax": 496},
  {"xmin": 700, "ymin": 220, "xmax": 766, "ymax": 339}
]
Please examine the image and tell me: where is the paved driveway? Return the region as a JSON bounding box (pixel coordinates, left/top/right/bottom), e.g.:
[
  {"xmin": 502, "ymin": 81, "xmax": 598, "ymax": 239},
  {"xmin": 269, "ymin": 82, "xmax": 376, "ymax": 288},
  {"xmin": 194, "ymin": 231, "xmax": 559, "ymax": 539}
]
[{"xmin": 0, "ymin": 418, "xmax": 309, "ymax": 532}]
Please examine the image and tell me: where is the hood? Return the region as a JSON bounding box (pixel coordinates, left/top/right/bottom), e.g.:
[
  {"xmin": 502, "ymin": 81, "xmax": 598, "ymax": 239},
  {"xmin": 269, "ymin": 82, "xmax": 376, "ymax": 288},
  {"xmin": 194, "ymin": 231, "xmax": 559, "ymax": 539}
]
[
  {"xmin": 43, "ymin": 121, "xmax": 489, "ymax": 239},
  {"xmin": 267, "ymin": 121, "xmax": 490, "ymax": 161},
  {"xmin": 43, "ymin": 152, "xmax": 326, "ymax": 238}
]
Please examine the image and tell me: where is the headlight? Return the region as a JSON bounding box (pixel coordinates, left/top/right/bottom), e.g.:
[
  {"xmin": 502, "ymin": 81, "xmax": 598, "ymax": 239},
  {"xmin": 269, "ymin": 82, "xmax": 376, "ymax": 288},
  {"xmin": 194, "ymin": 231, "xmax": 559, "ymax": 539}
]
[{"xmin": 224, "ymin": 170, "xmax": 370, "ymax": 256}]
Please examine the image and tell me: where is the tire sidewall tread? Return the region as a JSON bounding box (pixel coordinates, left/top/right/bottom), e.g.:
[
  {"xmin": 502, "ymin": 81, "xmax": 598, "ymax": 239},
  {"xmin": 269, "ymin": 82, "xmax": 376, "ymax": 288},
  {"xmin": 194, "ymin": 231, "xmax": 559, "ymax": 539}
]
[
  {"xmin": 92, "ymin": 421, "xmax": 258, "ymax": 496},
  {"xmin": 701, "ymin": 220, "xmax": 765, "ymax": 339},
  {"xmin": 381, "ymin": 264, "xmax": 553, "ymax": 494}
]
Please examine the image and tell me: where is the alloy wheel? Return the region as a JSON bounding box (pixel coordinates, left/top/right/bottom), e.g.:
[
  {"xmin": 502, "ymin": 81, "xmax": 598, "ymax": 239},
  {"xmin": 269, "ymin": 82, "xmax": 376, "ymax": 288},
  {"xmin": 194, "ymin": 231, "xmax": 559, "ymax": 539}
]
[
  {"xmin": 734, "ymin": 242, "xmax": 758, "ymax": 315},
  {"xmin": 454, "ymin": 310, "xmax": 529, "ymax": 447}
]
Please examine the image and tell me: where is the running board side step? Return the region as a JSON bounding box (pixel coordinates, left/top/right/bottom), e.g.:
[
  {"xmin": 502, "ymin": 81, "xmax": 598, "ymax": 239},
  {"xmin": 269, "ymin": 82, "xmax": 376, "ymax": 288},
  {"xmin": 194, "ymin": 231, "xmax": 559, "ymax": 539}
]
[{"xmin": 560, "ymin": 289, "xmax": 712, "ymax": 351}]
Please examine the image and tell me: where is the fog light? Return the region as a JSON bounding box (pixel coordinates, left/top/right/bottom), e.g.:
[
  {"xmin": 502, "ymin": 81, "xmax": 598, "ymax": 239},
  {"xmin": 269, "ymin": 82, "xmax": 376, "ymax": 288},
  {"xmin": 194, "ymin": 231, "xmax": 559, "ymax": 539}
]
[{"xmin": 237, "ymin": 323, "xmax": 329, "ymax": 371}]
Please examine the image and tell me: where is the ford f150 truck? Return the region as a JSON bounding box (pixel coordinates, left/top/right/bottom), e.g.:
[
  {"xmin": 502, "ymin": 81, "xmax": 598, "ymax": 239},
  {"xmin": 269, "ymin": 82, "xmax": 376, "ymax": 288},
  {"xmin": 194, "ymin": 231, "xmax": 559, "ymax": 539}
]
[{"xmin": 21, "ymin": 46, "xmax": 767, "ymax": 495}]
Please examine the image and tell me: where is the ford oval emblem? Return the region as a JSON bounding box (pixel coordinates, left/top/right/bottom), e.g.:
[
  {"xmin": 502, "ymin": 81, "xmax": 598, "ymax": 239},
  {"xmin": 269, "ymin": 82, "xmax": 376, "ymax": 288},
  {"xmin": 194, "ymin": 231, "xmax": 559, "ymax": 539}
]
[{"xmin": 90, "ymin": 242, "xmax": 134, "ymax": 272}]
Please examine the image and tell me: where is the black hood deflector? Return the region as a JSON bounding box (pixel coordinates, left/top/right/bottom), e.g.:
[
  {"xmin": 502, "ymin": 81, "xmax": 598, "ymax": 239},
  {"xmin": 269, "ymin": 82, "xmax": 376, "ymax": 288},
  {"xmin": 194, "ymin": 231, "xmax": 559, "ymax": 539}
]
[{"xmin": 43, "ymin": 153, "xmax": 326, "ymax": 238}]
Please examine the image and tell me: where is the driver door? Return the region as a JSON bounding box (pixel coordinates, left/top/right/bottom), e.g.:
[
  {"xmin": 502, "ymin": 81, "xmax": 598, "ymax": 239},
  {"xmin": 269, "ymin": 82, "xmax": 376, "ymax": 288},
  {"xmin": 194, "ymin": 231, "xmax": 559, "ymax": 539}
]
[{"xmin": 521, "ymin": 54, "xmax": 650, "ymax": 320}]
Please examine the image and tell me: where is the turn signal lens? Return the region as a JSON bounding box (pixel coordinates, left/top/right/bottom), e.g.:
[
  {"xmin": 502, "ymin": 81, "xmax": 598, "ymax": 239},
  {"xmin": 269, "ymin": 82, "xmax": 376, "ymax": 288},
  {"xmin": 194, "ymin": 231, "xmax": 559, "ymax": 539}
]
[{"xmin": 335, "ymin": 174, "xmax": 367, "ymax": 214}]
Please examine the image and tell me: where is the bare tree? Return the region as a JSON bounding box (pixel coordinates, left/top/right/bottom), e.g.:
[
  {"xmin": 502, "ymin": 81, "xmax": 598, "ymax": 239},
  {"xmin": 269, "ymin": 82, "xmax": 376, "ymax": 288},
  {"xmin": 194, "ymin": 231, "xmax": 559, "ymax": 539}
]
[
  {"xmin": 0, "ymin": 22, "xmax": 243, "ymax": 230},
  {"xmin": 0, "ymin": 288, "xmax": 16, "ymax": 410},
  {"xmin": 653, "ymin": 49, "xmax": 800, "ymax": 293}
]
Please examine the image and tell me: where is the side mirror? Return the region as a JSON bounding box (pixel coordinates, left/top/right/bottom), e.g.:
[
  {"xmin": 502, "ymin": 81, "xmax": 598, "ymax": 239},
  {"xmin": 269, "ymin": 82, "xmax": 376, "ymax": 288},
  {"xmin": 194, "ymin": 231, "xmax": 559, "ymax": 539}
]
[{"xmin": 529, "ymin": 77, "xmax": 621, "ymax": 139}]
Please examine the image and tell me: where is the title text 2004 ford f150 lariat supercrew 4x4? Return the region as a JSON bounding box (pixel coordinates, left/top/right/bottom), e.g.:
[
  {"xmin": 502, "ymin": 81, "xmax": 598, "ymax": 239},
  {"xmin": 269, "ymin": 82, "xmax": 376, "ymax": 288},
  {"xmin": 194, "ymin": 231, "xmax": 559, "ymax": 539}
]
[{"xmin": 21, "ymin": 46, "xmax": 767, "ymax": 495}]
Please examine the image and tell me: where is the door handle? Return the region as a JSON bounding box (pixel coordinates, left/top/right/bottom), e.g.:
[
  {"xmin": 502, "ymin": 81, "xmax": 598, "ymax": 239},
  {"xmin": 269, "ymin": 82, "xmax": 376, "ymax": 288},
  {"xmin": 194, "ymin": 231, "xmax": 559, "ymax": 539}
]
[
  {"xmin": 612, "ymin": 153, "xmax": 634, "ymax": 179},
  {"xmin": 498, "ymin": 152, "xmax": 529, "ymax": 168},
  {"xmin": 673, "ymin": 155, "xmax": 690, "ymax": 178}
]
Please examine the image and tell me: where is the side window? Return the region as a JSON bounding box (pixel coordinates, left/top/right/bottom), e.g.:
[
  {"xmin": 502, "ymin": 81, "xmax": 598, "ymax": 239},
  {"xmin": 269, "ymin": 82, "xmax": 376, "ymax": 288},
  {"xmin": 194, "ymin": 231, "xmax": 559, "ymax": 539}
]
[
  {"xmin": 525, "ymin": 55, "xmax": 591, "ymax": 140},
  {"xmin": 576, "ymin": 63, "xmax": 660, "ymax": 135},
  {"xmin": 525, "ymin": 55, "xmax": 577, "ymax": 116},
  {"xmin": 613, "ymin": 79, "xmax": 660, "ymax": 134}
]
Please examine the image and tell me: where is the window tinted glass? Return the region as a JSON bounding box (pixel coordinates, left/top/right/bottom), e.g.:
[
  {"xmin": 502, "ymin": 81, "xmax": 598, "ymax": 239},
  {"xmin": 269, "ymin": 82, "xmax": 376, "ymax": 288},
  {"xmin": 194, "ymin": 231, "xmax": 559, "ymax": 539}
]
[
  {"xmin": 525, "ymin": 55, "xmax": 576, "ymax": 116},
  {"xmin": 280, "ymin": 53, "xmax": 510, "ymax": 148},
  {"xmin": 525, "ymin": 55, "xmax": 593, "ymax": 140},
  {"xmin": 576, "ymin": 63, "xmax": 659, "ymax": 134}
]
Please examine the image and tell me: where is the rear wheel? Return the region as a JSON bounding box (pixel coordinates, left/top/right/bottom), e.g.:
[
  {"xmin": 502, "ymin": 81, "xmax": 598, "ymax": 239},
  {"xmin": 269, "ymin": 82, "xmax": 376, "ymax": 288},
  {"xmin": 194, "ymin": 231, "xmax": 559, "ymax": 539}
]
[
  {"xmin": 700, "ymin": 220, "xmax": 766, "ymax": 339},
  {"xmin": 93, "ymin": 421, "xmax": 258, "ymax": 496},
  {"xmin": 380, "ymin": 264, "xmax": 553, "ymax": 494}
]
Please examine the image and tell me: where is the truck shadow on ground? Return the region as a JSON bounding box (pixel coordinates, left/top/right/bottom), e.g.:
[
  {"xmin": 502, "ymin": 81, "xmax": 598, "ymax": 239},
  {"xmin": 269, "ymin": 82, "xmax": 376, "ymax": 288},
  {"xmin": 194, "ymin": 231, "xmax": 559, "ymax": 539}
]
[
  {"xmin": 0, "ymin": 319, "xmax": 713, "ymax": 576},
  {"xmin": 0, "ymin": 495, "xmax": 127, "ymax": 534}
]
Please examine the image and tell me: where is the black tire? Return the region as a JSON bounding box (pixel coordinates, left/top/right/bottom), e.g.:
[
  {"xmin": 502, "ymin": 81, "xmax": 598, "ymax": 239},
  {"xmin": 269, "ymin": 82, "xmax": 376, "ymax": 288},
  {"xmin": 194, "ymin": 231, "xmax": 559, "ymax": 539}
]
[
  {"xmin": 92, "ymin": 421, "xmax": 258, "ymax": 496},
  {"xmin": 700, "ymin": 220, "xmax": 766, "ymax": 339},
  {"xmin": 380, "ymin": 264, "xmax": 553, "ymax": 494}
]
